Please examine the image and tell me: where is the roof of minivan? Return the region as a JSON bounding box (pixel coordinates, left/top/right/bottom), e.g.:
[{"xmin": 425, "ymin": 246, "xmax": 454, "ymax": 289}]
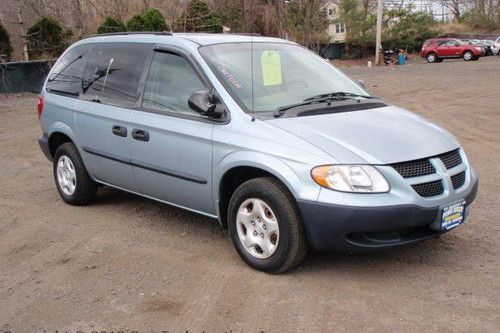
[
  {"xmin": 81, "ymin": 32, "xmax": 295, "ymax": 46},
  {"xmin": 173, "ymin": 33, "xmax": 294, "ymax": 45}
]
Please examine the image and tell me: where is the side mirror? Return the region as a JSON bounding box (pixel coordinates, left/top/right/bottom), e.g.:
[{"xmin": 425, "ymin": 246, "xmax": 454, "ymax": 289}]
[
  {"xmin": 357, "ymin": 79, "xmax": 367, "ymax": 90},
  {"xmin": 188, "ymin": 89, "xmax": 225, "ymax": 119}
]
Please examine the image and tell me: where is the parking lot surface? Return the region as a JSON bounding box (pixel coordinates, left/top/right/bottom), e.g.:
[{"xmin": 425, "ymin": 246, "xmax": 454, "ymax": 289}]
[{"xmin": 1, "ymin": 56, "xmax": 499, "ymax": 332}]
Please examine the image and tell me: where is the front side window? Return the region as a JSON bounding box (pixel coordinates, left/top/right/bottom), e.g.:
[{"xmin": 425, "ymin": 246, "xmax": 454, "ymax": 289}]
[
  {"xmin": 46, "ymin": 45, "xmax": 87, "ymax": 96},
  {"xmin": 142, "ymin": 51, "xmax": 205, "ymax": 116},
  {"xmin": 81, "ymin": 43, "xmax": 149, "ymax": 108},
  {"xmin": 200, "ymin": 42, "xmax": 366, "ymax": 114}
]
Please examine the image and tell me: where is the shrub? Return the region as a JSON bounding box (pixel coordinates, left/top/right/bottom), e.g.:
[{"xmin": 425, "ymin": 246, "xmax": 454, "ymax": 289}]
[
  {"xmin": 26, "ymin": 17, "xmax": 72, "ymax": 59},
  {"xmin": 0, "ymin": 23, "xmax": 13, "ymax": 62},
  {"xmin": 142, "ymin": 9, "xmax": 169, "ymax": 31},
  {"xmin": 126, "ymin": 14, "xmax": 145, "ymax": 31},
  {"xmin": 97, "ymin": 17, "xmax": 126, "ymax": 34},
  {"xmin": 127, "ymin": 9, "xmax": 169, "ymax": 32},
  {"xmin": 177, "ymin": 0, "xmax": 222, "ymax": 33}
]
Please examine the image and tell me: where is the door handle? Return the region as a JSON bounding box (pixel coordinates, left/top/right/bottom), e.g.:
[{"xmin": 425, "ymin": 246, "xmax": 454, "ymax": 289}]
[
  {"xmin": 112, "ymin": 125, "xmax": 127, "ymax": 137},
  {"xmin": 132, "ymin": 129, "xmax": 149, "ymax": 142}
]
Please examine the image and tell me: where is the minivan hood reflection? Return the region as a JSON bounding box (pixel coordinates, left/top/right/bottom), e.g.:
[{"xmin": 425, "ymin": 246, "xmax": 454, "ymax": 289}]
[{"xmin": 267, "ymin": 106, "xmax": 459, "ymax": 164}]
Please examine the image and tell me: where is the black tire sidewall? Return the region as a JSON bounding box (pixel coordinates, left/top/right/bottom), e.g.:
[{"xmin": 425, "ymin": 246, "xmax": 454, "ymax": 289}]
[
  {"xmin": 227, "ymin": 178, "xmax": 302, "ymax": 273},
  {"xmin": 53, "ymin": 142, "xmax": 95, "ymax": 205}
]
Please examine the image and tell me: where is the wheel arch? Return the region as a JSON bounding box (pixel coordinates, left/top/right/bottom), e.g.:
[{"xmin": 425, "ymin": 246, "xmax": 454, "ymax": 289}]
[
  {"xmin": 462, "ymin": 49, "xmax": 474, "ymax": 56},
  {"xmin": 47, "ymin": 122, "xmax": 78, "ymax": 158},
  {"xmin": 214, "ymin": 153, "xmax": 306, "ymax": 228}
]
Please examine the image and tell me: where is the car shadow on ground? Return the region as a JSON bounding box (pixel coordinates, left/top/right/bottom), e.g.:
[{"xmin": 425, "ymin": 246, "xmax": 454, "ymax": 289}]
[{"xmin": 93, "ymin": 186, "xmax": 470, "ymax": 275}]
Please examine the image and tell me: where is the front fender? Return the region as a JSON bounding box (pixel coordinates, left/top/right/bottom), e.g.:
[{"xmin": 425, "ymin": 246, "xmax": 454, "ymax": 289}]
[{"xmin": 213, "ymin": 150, "xmax": 321, "ymax": 214}]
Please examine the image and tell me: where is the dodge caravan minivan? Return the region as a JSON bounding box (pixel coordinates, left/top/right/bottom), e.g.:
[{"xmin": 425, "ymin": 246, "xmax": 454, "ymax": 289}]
[{"xmin": 38, "ymin": 32, "xmax": 478, "ymax": 273}]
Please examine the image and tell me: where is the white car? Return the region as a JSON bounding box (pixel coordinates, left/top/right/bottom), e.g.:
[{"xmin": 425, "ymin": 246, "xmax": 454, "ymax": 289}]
[{"xmin": 495, "ymin": 37, "xmax": 500, "ymax": 54}]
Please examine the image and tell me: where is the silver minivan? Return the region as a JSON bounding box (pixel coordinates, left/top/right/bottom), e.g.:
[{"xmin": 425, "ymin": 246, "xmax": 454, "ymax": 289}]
[{"xmin": 38, "ymin": 32, "xmax": 478, "ymax": 273}]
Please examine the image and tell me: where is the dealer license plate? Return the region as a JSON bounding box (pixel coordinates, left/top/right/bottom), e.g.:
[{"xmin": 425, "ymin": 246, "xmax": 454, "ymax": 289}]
[{"xmin": 441, "ymin": 200, "xmax": 466, "ymax": 231}]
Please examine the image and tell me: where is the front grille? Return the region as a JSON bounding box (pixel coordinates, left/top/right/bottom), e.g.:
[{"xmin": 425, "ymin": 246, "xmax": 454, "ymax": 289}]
[
  {"xmin": 411, "ymin": 180, "xmax": 444, "ymax": 197},
  {"xmin": 391, "ymin": 159, "xmax": 436, "ymax": 178},
  {"xmin": 438, "ymin": 149, "xmax": 462, "ymax": 169},
  {"xmin": 451, "ymin": 171, "xmax": 466, "ymax": 189}
]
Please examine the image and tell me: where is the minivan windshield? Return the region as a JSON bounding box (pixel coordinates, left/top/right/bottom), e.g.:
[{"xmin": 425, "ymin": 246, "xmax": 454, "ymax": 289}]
[{"xmin": 199, "ymin": 42, "xmax": 368, "ymax": 113}]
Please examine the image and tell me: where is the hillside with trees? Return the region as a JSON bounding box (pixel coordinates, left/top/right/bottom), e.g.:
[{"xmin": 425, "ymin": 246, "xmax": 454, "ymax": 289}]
[{"xmin": 0, "ymin": 0, "xmax": 498, "ymax": 61}]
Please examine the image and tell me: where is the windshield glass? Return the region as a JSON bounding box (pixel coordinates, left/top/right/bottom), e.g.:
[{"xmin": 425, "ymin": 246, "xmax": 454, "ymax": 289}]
[{"xmin": 199, "ymin": 42, "xmax": 367, "ymax": 113}]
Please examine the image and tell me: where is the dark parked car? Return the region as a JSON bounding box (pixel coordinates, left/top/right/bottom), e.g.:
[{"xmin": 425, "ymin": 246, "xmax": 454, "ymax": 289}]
[{"xmin": 421, "ymin": 38, "xmax": 483, "ymax": 63}]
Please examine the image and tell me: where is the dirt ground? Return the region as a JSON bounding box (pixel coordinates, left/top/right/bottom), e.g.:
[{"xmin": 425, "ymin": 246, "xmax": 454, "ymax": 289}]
[{"xmin": 0, "ymin": 56, "xmax": 499, "ymax": 333}]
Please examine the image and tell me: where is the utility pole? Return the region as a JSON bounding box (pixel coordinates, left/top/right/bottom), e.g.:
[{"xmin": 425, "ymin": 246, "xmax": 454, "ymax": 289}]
[{"xmin": 375, "ymin": 0, "xmax": 383, "ymax": 65}]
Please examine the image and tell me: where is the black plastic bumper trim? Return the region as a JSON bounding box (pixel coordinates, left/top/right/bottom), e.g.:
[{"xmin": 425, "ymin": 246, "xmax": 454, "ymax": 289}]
[
  {"xmin": 38, "ymin": 133, "xmax": 52, "ymax": 161},
  {"xmin": 297, "ymin": 177, "xmax": 478, "ymax": 252}
]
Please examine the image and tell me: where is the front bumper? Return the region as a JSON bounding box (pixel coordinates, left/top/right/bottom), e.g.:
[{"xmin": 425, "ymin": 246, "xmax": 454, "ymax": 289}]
[{"xmin": 297, "ymin": 178, "xmax": 478, "ymax": 251}]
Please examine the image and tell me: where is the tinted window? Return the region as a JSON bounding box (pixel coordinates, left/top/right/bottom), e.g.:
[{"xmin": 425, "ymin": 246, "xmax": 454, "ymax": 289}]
[
  {"xmin": 81, "ymin": 43, "xmax": 149, "ymax": 108},
  {"xmin": 142, "ymin": 52, "xmax": 205, "ymax": 116},
  {"xmin": 46, "ymin": 45, "xmax": 87, "ymax": 96}
]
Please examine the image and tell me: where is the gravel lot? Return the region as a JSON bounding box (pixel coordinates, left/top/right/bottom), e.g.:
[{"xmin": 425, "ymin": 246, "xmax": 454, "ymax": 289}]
[{"xmin": 1, "ymin": 56, "xmax": 499, "ymax": 333}]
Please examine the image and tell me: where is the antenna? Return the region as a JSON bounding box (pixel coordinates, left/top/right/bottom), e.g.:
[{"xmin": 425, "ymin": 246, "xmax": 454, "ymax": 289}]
[{"xmin": 250, "ymin": 3, "xmax": 255, "ymax": 114}]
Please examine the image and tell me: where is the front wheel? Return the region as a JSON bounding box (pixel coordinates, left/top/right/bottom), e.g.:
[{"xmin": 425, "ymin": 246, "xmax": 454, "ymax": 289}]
[
  {"xmin": 227, "ymin": 177, "xmax": 308, "ymax": 273},
  {"xmin": 463, "ymin": 51, "xmax": 473, "ymax": 61}
]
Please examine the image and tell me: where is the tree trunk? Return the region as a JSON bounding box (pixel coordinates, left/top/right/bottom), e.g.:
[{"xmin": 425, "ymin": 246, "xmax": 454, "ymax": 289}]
[{"xmin": 16, "ymin": 0, "xmax": 29, "ymax": 61}]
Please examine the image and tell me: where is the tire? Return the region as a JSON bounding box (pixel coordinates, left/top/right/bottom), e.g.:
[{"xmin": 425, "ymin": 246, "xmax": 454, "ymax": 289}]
[
  {"xmin": 53, "ymin": 142, "xmax": 97, "ymax": 205},
  {"xmin": 227, "ymin": 177, "xmax": 308, "ymax": 273},
  {"xmin": 463, "ymin": 51, "xmax": 473, "ymax": 61},
  {"xmin": 426, "ymin": 52, "xmax": 437, "ymax": 63}
]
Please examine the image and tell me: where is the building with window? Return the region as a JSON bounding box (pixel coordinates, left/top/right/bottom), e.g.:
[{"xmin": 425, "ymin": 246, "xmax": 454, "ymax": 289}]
[
  {"xmin": 323, "ymin": 1, "xmax": 346, "ymax": 43},
  {"xmin": 320, "ymin": 1, "xmax": 346, "ymax": 59}
]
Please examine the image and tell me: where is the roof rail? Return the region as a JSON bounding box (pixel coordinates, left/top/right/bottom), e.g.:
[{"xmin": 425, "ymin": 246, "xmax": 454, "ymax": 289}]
[
  {"xmin": 225, "ymin": 33, "xmax": 262, "ymax": 37},
  {"xmin": 85, "ymin": 31, "xmax": 173, "ymax": 38}
]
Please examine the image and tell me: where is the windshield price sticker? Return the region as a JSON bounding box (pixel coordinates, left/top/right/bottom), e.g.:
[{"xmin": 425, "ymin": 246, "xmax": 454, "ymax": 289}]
[{"xmin": 261, "ymin": 50, "xmax": 283, "ymax": 86}]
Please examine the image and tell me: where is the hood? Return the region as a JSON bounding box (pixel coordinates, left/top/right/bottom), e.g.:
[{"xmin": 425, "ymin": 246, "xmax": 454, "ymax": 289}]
[{"xmin": 267, "ymin": 105, "xmax": 459, "ymax": 164}]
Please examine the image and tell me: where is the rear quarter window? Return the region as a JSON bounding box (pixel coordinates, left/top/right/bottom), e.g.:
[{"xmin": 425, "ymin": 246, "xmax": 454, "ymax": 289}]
[
  {"xmin": 46, "ymin": 45, "xmax": 88, "ymax": 97},
  {"xmin": 81, "ymin": 43, "xmax": 150, "ymax": 108}
]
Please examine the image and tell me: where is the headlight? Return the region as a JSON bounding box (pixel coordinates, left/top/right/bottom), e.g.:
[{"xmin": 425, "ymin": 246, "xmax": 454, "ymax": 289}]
[{"xmin": 311, "ymin": 165, "xmax": 389, "ymax": 193}]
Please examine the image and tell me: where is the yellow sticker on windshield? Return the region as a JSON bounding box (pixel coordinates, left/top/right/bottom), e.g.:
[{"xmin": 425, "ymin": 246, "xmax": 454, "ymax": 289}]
[{"xmin": 261, "ymin": 51, "xmax": 282, "ymax": 86}]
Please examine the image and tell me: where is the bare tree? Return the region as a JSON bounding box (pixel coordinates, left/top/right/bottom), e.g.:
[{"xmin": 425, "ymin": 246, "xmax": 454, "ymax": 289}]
[{"xmin": 15, "ymin": 0, "xmax": 29, "ymax": 61}]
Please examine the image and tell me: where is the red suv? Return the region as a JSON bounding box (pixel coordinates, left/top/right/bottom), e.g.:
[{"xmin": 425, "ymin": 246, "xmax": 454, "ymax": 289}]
[{"xmin": 421, "ymin": 38, "xmax": 483, "ymax": 63}]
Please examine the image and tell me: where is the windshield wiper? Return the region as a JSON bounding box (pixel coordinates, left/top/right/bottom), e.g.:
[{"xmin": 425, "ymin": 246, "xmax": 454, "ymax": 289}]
[
  {"xmin": 274, "ymin": 91, "xmax": 376, "ymax": 117},
  {"xmin": 303, "ymin": 91, "xmax": 375, "ymax": 102}
]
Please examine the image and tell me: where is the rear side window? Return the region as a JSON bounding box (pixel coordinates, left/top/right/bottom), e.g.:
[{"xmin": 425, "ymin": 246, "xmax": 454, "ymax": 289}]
[
  {"xmin": 46, "ymin": 45, "xmax": 88, "ymax": 97},
  {"xmin": 142, "ymin": 51, "xmax": 205, "ymax": 116},
  {"xmin": 81, "ymin": 43, "xmax": 149, "ymax": 108}
]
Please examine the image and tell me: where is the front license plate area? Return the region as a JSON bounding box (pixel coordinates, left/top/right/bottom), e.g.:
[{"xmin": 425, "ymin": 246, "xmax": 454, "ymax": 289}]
[{"xmin": 441, "ymin": 200, "xmax": 466, "ymax": 231}]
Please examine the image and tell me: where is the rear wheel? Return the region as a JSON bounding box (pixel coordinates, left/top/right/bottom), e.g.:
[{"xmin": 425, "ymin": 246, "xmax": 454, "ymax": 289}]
[
  {"xmin": 53, "ymin": 142, "xmax": 97, "ymax": 205},
  {"xmin": 426, "ymin": 52, "xmax": 437, "ymax": 63},
  {"xmin": 227, "ymin": 177, "xmax": 308, "ymax": 273},
  {"xmin": 463, "ymin": 51, "xmax": 473, "ymax": 61}
]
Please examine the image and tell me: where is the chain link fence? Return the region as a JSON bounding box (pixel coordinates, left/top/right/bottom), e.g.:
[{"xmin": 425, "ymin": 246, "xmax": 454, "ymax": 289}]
[{"xmin": 0, "ymin": 59, "xmax": 55, "ymax": 93}]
